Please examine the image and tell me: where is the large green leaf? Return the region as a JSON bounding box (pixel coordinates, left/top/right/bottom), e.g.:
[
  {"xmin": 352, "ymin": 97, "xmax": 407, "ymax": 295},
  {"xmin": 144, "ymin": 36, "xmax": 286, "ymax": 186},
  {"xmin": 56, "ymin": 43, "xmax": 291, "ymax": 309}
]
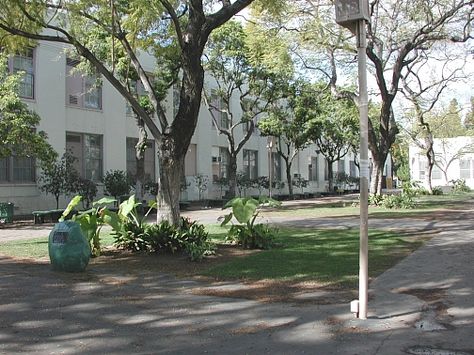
[
  {"xmin": 220, "ymin": 212, "xmax": 233, "ymax": 227},
  {"xmin": 93, "ymin": 197, "xmax": 116, "ymax": 207},
  {"xmin": 233, "ymin": 198, "xmax": 258, "ymax": 224},
  {"xmin": 60, "ymin": 195, "xmax": 82, "ymax": 221},
  {"xmin": 102, "ymin": 210, "xmax": 121, "ymax": 232},
  {"xmin": 119, "ymin": 195, "xmax": 137, "ymax": 218}
]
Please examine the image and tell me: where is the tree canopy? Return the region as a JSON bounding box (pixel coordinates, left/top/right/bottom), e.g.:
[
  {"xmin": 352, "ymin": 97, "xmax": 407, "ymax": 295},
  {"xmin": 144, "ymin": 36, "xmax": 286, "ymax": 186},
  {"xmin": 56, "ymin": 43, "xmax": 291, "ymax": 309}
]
[
  {"xmin": 0, "ymin": 0, "xmax": 261, "ymax": 224},
  {"xmin": 0, "ymin": 54, "xmax": 56, "ymax": 163}
]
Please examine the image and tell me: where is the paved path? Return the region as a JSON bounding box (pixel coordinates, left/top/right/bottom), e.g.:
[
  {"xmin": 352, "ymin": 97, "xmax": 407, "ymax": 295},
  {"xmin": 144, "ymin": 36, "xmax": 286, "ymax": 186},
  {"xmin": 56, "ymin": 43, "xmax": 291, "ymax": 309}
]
[{"xmin": 0, "ymin": 197, "xmax": 473, "ymax": 354}]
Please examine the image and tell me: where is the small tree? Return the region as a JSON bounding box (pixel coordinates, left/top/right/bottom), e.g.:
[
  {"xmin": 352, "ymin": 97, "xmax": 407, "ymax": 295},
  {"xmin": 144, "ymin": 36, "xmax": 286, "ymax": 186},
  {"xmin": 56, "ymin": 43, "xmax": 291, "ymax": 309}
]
[
  {"xmin": 214, "ymin": 177, "xmax": 229, "ymax": 199},
  {"xmin": 75, "ymin": 178, "xmax": 97, "ymax": 209},
  {"xmin": 292, "ymin": 175, "xmax": 308, "ymax": 195},
  {"xmin": 236, "ymin": 172, "xmax": 253, "ymax": 197},
  {"xmin": 194, "ymin": 174, "xmax": 209, "ymax": 202},
  {"xmin": 39, "ymin": 152, "xmax": 79, "ymax": 209},
  {"xmin": 103, "ymin": 170, "xmax": 132, "ymax": 204},
  {"xmin": 255, "ymin": 176, "xmax": 270, "ymax": 196}
]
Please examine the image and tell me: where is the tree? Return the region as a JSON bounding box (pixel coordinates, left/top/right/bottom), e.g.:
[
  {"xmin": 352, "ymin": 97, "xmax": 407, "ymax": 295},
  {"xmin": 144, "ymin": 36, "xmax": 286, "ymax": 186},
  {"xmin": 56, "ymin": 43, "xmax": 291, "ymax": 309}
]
[
  {"xmin": 250, "ymin": 0, "xmax": 474, "ymax": 195},
  {"xmin": 258, "ymin": 82, "xmax": 314, "ymax": 197},
  {"xmin": 203, "ymin": 20, "xmax": 289, "ymax": 198},
  {"xmin": 0, "ymin": 0, "xmax": 260, "ymax": 225},
  {"xmin": 0, "ymin": 54, "xmax": 56, "ymax": 163},
  {"xmin": 103, "ymin": 170, "xmax": 132, "ymax": 204},
  {"xmin": 307, "ymin": 87, "xmax": 359, "ymax": 192},
  {"xmin": 39, "ymin": 152, "xmax": 79, "ymax": 209},
  {"xmin": 401, "ymin": 50, "xmax": 467, "ymax": 193},
  {"xmin": 434, "ymin": 137, "xmax": 474, "ymax": 184},
  {"xmin": 465, "ymin": 97, "xmax": 474, "ymax": 130}
]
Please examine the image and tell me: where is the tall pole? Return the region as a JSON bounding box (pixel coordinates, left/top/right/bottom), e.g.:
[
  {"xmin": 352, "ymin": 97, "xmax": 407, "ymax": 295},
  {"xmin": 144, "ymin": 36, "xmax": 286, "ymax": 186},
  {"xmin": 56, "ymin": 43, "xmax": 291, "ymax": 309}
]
[
  {"xmin": 268, "ymin": 140, "xmax": 273, "ymax": 198},
  {"xmin": 357, "ymin": 19, "xmax": 369, "ymax": 320}
]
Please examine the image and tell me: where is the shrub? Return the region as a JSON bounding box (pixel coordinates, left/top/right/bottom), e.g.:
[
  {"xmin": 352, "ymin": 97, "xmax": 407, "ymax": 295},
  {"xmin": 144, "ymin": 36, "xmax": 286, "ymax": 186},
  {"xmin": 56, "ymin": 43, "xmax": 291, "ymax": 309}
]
[
  {"xmin": 450, "ymin": 179, "xmax": 471, "ymax": 193},
  {"xmin": 103, "ymin": 170, "xmax": 132, "ymax": 202},
  {"xmin": 39, "ymin": 151, "xmax": 80, "ymax": 209},
  {"xmin": 75, "ymin": 178, "xmax": 97, "ymax": 209},
  {"xmin": 113, "ymin": 215, "xmax": 215, "ymax": 261},
  {"xmin": 431, "ymin": 186, "xmax": 443, "ymax": 195},
  {"xmin": 220, "ymin": 196, "xmax": 280, "ymax": 249},
  {"xmin": 61, "ymin": 195, "xmax": 116, "ymax": 257},
  {"xmin": 113, "ymin": 220, "xmax": 148, "ymax": 252},
  {"xmin": 368, "ymin": 194, "xmax": 383, "ymax": 206},
  {"xmin": 226, "ymin": 223, "xmax": 275, "ymax": 249}
]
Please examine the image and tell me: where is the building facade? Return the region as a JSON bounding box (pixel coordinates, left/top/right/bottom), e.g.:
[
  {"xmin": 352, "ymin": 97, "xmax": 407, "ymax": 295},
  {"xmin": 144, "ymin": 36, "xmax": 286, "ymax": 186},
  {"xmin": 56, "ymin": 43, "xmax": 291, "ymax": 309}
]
[
  {"xmin": 409, "ymin": 136, "xmax": 474, "ymax": 189},
  {"xmin": 1, "ymin": 41, "xmax": 364, "ymax": 215}
]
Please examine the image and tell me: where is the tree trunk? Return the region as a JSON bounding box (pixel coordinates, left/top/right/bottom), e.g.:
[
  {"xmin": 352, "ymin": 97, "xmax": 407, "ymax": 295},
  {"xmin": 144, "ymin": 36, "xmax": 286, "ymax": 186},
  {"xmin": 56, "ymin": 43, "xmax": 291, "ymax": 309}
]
[
  {"xmin": 370, "ymin": 160, "xmax": 384, "ymax": 195},
  {"xmin": 426, "ymin": 162, "xmax": 433, "ymax": 194},
  {"xmin": 285, "ymin": 161, "xmax": 293, "ymax": 198},
  {"xmin": 156, "ymin": 149, "xmax": 184, "ymax": 225},
  {"xmin": 134, "ymin": 117, "xmax": 147, "ymax": 202},
  {"xmin": 228, "ymin": 155, "xmax": 237, "ymax": 198},
  {"xmin": 327, "ymin": 160, "xmax": 334, "ymax": 192}
]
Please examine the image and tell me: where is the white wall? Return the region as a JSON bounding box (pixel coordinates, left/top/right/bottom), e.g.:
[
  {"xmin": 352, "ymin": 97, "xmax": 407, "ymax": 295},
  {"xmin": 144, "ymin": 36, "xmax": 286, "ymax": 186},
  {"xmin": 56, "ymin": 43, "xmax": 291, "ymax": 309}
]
[{"xmin": 3, "ymin": 41, "xmax": 364, "ymax": 215}]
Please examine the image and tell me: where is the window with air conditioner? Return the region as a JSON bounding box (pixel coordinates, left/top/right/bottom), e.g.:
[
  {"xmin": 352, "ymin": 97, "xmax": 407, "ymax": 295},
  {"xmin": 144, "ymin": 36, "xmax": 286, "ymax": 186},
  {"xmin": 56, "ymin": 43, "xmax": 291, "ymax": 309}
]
[{"xmin": 66, "ymin": 58, "xmax": 102, "ymax": 110}]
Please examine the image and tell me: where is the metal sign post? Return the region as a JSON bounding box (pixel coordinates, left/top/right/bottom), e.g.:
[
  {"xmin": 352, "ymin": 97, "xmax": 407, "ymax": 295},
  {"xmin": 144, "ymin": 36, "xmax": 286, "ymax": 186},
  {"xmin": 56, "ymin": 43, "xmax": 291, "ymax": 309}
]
[{"xmin": 335, "ymin": 0, "xmax": 370, "ymax": 320}]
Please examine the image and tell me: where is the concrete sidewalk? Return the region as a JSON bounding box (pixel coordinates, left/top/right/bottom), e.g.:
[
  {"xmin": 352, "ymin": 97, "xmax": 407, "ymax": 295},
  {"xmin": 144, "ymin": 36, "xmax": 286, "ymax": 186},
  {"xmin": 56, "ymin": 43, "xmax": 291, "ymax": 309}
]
[{"xmin": 0, "ymin": 197, "xmax": 473, "ymax": 354}]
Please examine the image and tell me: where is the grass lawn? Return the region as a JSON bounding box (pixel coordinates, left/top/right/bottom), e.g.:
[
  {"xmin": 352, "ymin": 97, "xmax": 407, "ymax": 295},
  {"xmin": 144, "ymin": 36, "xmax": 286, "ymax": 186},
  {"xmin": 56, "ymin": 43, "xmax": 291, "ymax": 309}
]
[
  {"xmin": 263, "ymin": 192, "xmax": 474, "ymax": 219},
  {"xmin": 0, "ymin": 225, "xmax": 422, "ymax": 288},
  {"xmin": 205, "ymin": 226, "xmax": 423, "ymax": 287},
  {"xmin": 0, "ymin": 233, "xmax": 115, "ymax": 259}
]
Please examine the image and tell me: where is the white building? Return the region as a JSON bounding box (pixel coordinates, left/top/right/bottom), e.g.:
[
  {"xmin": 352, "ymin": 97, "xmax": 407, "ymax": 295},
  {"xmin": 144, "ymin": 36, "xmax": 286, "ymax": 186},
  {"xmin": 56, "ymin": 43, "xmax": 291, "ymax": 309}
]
[
  {"xmin": 409, "ymin": 136, "xmax": 474, "ymax": 189},
  {"xmin": 1, "ymin": 42, "xmax": 364, "ymax": 216}
]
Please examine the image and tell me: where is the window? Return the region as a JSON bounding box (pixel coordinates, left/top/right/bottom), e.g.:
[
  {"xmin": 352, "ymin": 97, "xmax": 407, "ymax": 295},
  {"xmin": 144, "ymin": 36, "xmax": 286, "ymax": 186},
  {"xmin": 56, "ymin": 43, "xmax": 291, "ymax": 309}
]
[
  {"xmin": 324, "ymin": 159, "xmax": 329, "ymax": 181},
  {"xmin": 418, "ymin": 158, "xmax": 426, "ymax": 180},
  {"xmin": 460, "ymin": 159, "xmax": 471, "ymax": 179},
  {"xmin": 350, "ymin": 160, "xmax": 357, "ymax": 177},
  {"xmin": 272, "ymin": 152, "xmax": 282, "ymax": 181},
  {"xmin": 243, "ymin": 149, "xmax": 258, "ymax": 180},
  {"xmin": 126, "ymin": 80, "xmax": 148, "ymax": 116},
  {"xmin": 212, "ymin": 146, "xmax": 230, "ymax": 182},
  {"xmin": 0, "ymin": 154, "xmax": 35, "ymax": 183},
  {"xmin": 66, "ymin": 133, "xmax": 103, "ymax": 181},
  {"xmin": 126, "ymin": 138, "xmax": 156, "ymax": 182},
  {"xmin": 10, "ymin": 48, "xmax": 35, "ymax": 99},
  {"xmin": 184, "ymin": 144, "xmax": 197, "ymax": 176},
  {"xmin": 308, "ymin": 156, "xmax": 319, "ymax": 182},
  {"xmin": 337, "ymin": 160, "xmax": 345, "ymax": 174},
  {"xmin": 66, "ymin": 58, "xmax": 102, "ymax": 109},
  {"xmin": 210, "ymin": 90, "xmax": 229, "ymax": 129},
  {"xmin": 432, "ymin": 165, "xmax": 442, "ymax": 180}
]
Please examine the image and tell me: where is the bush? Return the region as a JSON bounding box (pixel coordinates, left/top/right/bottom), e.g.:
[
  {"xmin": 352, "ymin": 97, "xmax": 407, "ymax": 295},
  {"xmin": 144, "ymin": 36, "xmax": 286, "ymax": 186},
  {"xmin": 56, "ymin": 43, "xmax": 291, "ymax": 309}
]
[
  {"xmin": 75, "ymin": 178, "xmax": 97, "ymax": 209},
  {"xmin": 368, "ymin": 194, "xmax": 383, "ymax": 206},
  {"xmin": 431, "ymin": 186, "xmax": 444, "ymax": 195},
  {"xmin": 450, "ymin": 179, "xmax": 471, "ymax": 193},
  {"xmin": 103, "ymin": 170, "xmax": 132, "ymax": 202},
  {"xmin": 220, "ymin": 196, "xmax": 280, "ymax": 249},
  {"xmin": 113, "ymin": 220, "xmax": 149, "ymax": 252},
  {"xmin": 113, "ymin": 216, "xmax": 215, "ymax": 261},
  {"xmin": 226, "ymin": 223, "xmax": 275, "ymax": 249}
]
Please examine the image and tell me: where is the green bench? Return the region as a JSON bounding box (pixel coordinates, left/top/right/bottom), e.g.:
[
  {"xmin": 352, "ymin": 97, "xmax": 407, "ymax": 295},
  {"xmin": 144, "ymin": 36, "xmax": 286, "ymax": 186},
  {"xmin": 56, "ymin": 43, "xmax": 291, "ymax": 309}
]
[{"xmin": 32, "ymin": 209, "xmax": 66, "ymax": 224}]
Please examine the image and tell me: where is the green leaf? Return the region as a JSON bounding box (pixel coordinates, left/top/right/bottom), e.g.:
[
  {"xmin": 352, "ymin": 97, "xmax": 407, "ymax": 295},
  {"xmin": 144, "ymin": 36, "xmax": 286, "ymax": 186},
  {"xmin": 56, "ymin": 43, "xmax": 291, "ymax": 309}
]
[
  {"xmin": 60, "ymin": 195, "xmax": 82, "ymax": 221},
  {"xmin": 93, "ymin": 197, "xmax": 116, "ymax": 207},
  {"xmin": 220, "ymin": 212, "xmax": 233, "ymax": 227},
  {"xmin": 233, "ymin": 198, "xmax": 258, "ymax": 224},
  {"xmin": 119, "ymin": 194, "xmax": 137, "ymax": 218},
  {"xmin": 102, "ymin": 210, "xmax": 121, "ymax": 232}
]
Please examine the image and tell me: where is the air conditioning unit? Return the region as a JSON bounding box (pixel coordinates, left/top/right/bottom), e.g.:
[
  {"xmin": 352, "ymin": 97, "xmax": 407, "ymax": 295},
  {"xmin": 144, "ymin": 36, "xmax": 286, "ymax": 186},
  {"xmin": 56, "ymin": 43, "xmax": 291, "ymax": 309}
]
[{"xmin": 69, "ymin": 95, "xmax": 79, "ymax": 105}]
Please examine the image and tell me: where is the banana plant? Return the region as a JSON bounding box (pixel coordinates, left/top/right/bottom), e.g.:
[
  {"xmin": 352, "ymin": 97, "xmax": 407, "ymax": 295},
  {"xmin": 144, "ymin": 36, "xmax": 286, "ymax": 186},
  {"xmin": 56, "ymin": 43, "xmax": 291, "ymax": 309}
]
[
  {"xmin": 61, "ymin": 195, "xmax": 117, "ymax": 257},
  {"xmin": 220, "ymin": 196, "xmax": 280, "ymax": 249}
]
